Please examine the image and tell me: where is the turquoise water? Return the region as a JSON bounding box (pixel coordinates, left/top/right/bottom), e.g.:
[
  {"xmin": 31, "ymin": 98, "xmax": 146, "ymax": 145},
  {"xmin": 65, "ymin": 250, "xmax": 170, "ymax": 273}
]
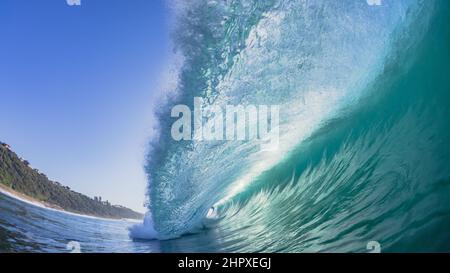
[
  {"xmin": 211, "ymin": 1, "xmax": 450, "ymax": 252},
  {"xmin": 133, "ymin": 0, "xmax": 450, "ymax": 251},
  {"xmin": 1, "ymin": 0, "xmax": 450, "ymax": 253}
]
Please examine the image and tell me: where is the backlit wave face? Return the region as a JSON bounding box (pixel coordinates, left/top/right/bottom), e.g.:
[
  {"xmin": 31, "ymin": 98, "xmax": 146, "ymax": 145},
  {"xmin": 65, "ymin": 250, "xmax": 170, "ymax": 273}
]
[{"xmin": 131, "ymin": 0, "xmax": 437, "ymax": 240}]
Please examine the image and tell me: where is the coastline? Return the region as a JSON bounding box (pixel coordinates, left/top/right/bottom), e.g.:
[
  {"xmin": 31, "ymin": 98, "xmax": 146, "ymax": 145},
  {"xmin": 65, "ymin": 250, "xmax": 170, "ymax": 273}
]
[{"xmin": 0, "ymin": 183, "xmax": 140, "ymax": 222}]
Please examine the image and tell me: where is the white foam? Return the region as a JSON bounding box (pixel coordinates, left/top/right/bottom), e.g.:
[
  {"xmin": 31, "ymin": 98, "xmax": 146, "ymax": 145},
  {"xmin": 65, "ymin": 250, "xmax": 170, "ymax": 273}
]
[{"xmin": 128, "ymin": 212, "xmax": 159, "ymax": 240}]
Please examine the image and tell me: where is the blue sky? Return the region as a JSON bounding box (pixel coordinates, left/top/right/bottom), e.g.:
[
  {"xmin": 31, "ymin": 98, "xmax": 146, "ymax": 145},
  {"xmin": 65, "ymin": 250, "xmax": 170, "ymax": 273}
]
[{"xmin": 0, "ymin": 0, "xmax": 170, "ymax": 212}]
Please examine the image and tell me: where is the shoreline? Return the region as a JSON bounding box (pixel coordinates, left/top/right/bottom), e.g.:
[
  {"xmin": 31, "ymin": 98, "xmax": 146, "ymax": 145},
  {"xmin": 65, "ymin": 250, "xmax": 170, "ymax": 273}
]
[{"xmin": 0, "ymin": 183, "xmax": 141, "ymax": 222}]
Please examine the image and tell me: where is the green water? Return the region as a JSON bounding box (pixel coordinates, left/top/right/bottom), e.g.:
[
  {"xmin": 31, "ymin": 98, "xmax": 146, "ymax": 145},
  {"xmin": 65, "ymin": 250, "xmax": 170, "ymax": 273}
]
[
  {"xmin": 125, "ymin": 0, "xmax": 450, "ymax": 252},
  {"xmin": 215, "ymin": 1, "xmax": 450, "ymax": 252}
]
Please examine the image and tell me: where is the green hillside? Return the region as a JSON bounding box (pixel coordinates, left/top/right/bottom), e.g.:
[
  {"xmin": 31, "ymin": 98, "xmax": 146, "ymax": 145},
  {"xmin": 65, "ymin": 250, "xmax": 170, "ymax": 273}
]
[{"xmin": 0, "ymin": 142, "xmax": 143, "ymax": 220}]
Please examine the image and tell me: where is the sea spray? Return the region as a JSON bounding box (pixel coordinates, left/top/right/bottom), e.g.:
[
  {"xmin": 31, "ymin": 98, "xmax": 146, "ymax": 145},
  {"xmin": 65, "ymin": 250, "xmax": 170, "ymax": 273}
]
[{"xmin": 129, "ymin": 212, "xmax": 159, "ymax": 240}]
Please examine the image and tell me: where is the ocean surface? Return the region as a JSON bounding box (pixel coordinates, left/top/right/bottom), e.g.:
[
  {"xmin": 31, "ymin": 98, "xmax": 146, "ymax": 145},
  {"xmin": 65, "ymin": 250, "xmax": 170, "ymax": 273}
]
[{"xmin": 2, "ymin": 0, "xmax": 450, "ymax": 252}]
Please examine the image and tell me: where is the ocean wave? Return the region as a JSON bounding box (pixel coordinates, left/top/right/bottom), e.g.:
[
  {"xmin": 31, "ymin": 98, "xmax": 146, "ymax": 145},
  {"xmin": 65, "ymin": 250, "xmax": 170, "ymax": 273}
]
[{"xmin": 131, "ymin": 0, "xmax": 437, "ymax": 241}]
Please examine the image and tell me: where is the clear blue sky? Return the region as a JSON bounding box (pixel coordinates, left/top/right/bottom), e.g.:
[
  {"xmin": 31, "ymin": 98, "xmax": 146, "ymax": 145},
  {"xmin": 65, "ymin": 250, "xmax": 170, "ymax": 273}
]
[{"xmin": 0, "ymin": 0, "xmax": 170, "ymax": 212}]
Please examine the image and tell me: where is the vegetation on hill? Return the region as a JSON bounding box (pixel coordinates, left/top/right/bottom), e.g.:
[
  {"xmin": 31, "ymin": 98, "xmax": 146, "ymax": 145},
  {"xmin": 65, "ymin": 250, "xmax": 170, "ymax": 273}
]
[{"xmin": 0, "ymin": 142, "xmax": 143, "ymax": 220}]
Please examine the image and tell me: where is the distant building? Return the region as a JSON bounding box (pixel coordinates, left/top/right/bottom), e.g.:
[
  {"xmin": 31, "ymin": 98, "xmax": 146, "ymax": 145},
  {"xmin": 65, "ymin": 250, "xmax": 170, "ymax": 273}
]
[{"xmin": 1, "ymin": 142, "xmax": 11, "ymax": 149}]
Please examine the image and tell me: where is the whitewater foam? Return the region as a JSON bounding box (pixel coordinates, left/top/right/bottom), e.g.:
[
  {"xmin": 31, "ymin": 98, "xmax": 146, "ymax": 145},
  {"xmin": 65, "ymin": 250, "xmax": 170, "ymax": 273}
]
[{"xmin": 129, "ymin": 212, "xmax": 159, "ymax": 240}]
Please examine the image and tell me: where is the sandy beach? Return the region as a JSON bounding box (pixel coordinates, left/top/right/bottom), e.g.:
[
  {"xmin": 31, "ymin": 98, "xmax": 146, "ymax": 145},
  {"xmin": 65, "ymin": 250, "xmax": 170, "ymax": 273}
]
[{"xmin": 0, "ymin": 183, "xmax": 138, "ymax": 221}]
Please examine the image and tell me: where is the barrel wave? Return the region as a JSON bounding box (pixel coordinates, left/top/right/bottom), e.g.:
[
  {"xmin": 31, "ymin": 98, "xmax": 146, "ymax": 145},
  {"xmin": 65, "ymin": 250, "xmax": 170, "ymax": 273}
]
[{"xmin": 130, "ymin": 0, "xmax": 450, "ymax": 252}]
